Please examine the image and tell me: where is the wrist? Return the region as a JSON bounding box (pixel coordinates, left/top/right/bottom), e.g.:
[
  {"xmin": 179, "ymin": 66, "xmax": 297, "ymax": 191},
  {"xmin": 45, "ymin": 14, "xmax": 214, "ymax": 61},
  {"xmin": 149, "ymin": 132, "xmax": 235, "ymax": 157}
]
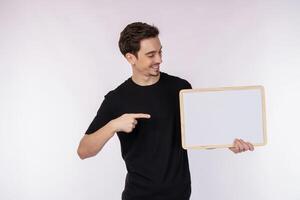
[{"xmin": 108, "ymin": 119, "xmax": 118, "ymax": 133}]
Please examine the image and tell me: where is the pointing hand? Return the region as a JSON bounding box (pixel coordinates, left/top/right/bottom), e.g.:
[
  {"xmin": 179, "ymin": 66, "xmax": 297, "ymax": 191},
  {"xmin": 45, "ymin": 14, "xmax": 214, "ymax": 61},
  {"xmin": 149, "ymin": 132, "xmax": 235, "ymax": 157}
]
[{"xmin": 111, "ymin": 113, "xmax": 151, "ymax": 133}]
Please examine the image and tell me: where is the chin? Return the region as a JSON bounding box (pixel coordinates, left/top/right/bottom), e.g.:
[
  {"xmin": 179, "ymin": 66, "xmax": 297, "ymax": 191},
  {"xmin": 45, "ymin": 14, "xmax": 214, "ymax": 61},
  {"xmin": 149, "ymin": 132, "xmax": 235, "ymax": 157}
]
[{"xmin": 151, "ymin": 71, "xmax": 160, "ymax": 76}]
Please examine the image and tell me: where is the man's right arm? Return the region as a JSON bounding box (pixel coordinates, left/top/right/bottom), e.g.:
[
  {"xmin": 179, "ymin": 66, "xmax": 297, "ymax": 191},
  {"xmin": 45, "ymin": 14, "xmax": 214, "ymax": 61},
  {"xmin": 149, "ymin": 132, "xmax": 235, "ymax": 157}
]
[
  {"xmin": 77, "ymin": 113, "xmax": 151, "ymax": 160},
  {"xmin": 77, "ymin": 120, "xmax": 117, "ymax": 160}
]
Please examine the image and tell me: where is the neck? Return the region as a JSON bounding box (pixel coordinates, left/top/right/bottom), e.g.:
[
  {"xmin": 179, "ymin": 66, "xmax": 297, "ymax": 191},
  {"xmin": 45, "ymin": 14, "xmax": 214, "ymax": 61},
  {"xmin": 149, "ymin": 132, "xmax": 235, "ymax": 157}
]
[{"xmin": 131, "ymin": 72, "xmax": 161, "ymax": 86}]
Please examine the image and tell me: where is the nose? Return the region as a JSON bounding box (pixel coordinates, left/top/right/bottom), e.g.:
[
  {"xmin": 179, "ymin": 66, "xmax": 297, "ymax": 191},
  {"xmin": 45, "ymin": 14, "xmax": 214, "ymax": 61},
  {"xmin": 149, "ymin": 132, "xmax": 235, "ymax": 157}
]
[{"xmin": 156, "ymin": 54, "xmax": 162, "ymax": 64}]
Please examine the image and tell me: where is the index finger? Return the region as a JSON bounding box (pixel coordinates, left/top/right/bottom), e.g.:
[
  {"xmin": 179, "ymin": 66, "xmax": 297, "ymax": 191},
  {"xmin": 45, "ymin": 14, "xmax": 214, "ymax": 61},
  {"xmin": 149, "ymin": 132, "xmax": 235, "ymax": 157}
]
[{"xmin": 131, "ymin": 113, "xmax": 151, "ymax": 119}]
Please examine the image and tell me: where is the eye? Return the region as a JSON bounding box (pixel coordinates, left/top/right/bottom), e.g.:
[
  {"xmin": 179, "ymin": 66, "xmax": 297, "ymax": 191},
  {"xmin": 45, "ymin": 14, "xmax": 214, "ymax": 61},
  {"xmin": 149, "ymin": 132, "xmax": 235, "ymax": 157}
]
[{"xmin": 148, "ymin": 54, "xmax": 155, "ymax": 58}]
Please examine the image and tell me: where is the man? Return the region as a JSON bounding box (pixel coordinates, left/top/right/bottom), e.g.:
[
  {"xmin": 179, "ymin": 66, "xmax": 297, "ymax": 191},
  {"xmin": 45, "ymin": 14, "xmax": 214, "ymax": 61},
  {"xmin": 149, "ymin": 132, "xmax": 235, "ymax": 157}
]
[{"xmin": 77, "ymin": 22, "xmax": 254, "ymax": 200}]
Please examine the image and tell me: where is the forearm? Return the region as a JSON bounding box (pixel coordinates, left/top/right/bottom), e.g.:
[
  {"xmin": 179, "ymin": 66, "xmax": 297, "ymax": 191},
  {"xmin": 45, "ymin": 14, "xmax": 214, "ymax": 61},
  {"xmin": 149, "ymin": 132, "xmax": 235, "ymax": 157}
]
[{"xmin": 77, "ymin": 120, "xmax": 116, "ymax": 159}]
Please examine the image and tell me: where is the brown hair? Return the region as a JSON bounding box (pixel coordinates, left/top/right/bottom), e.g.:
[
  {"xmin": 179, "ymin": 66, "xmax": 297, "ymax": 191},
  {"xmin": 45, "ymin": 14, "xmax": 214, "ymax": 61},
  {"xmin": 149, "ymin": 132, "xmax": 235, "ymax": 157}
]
[{"xmin": 118, "ymin": 22, "xmax": 159, "ymax": 58}]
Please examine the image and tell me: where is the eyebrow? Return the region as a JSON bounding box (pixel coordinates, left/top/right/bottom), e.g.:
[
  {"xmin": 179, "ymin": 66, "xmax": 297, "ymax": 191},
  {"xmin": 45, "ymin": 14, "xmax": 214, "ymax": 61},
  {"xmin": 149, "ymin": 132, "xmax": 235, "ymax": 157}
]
[{"xmin": 145, "ymin": 46, "xmax": 163, "ymax": 55}]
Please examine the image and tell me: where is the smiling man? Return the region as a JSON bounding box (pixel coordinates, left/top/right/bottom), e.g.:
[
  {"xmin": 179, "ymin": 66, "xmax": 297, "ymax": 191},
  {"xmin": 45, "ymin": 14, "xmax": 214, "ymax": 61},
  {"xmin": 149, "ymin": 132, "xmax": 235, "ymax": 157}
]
[{"xmin": 77, "ymin": 22, "xmax": 254, "ymax": 200}]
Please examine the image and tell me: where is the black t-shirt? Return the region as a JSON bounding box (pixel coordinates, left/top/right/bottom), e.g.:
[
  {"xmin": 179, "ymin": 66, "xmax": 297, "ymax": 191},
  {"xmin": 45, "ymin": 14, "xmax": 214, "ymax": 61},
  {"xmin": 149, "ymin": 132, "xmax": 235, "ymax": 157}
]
[{"xmin": 85, "ymin": 72, "xmax": 192, "ymax": 200}]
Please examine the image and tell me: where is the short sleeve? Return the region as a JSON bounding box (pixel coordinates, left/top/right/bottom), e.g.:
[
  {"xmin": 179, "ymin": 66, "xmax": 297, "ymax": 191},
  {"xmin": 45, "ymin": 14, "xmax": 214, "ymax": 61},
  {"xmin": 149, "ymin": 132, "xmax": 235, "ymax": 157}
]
[
  {"xmin": 183, "ymin": 80, "xmax": 192, "ymax": 89},
  {"xmin": 186, "ymin": 81, "xmax": 192, "ymax": 89},
  {"xmin": 85, "ymin": 93, "xmax": 115, "ymax": 135}
]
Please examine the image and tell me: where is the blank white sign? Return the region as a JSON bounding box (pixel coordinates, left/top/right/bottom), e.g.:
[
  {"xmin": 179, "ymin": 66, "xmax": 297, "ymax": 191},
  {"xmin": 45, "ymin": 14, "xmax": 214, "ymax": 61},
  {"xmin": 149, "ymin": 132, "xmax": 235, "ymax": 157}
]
[{"xmin": 179, "ymin": 86, "xmax": 267, "ymax": 149}]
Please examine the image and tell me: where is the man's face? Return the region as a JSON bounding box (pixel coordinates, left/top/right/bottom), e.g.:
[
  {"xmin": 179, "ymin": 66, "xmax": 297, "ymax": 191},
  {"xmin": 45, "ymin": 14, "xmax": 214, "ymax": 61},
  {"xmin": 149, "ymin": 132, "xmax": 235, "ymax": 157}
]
[{"xmin": 127, "ymin": 37, "xmax": 162, "ymax": 77}]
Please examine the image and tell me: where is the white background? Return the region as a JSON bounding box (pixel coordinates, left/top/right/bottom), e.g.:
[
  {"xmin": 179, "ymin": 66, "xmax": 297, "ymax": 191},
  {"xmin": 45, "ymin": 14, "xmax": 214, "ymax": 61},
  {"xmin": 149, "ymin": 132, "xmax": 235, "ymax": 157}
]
[{"xmin": 1, "ymin": 0, "xmax": 299, "ymax": 199}]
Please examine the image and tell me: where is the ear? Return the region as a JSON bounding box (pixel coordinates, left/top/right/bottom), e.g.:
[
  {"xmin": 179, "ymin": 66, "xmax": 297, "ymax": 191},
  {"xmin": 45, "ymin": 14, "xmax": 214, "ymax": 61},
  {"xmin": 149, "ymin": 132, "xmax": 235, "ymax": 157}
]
[{"xmin": 125, "ymin": 53, "xmax": 137, "ymax": 65}]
